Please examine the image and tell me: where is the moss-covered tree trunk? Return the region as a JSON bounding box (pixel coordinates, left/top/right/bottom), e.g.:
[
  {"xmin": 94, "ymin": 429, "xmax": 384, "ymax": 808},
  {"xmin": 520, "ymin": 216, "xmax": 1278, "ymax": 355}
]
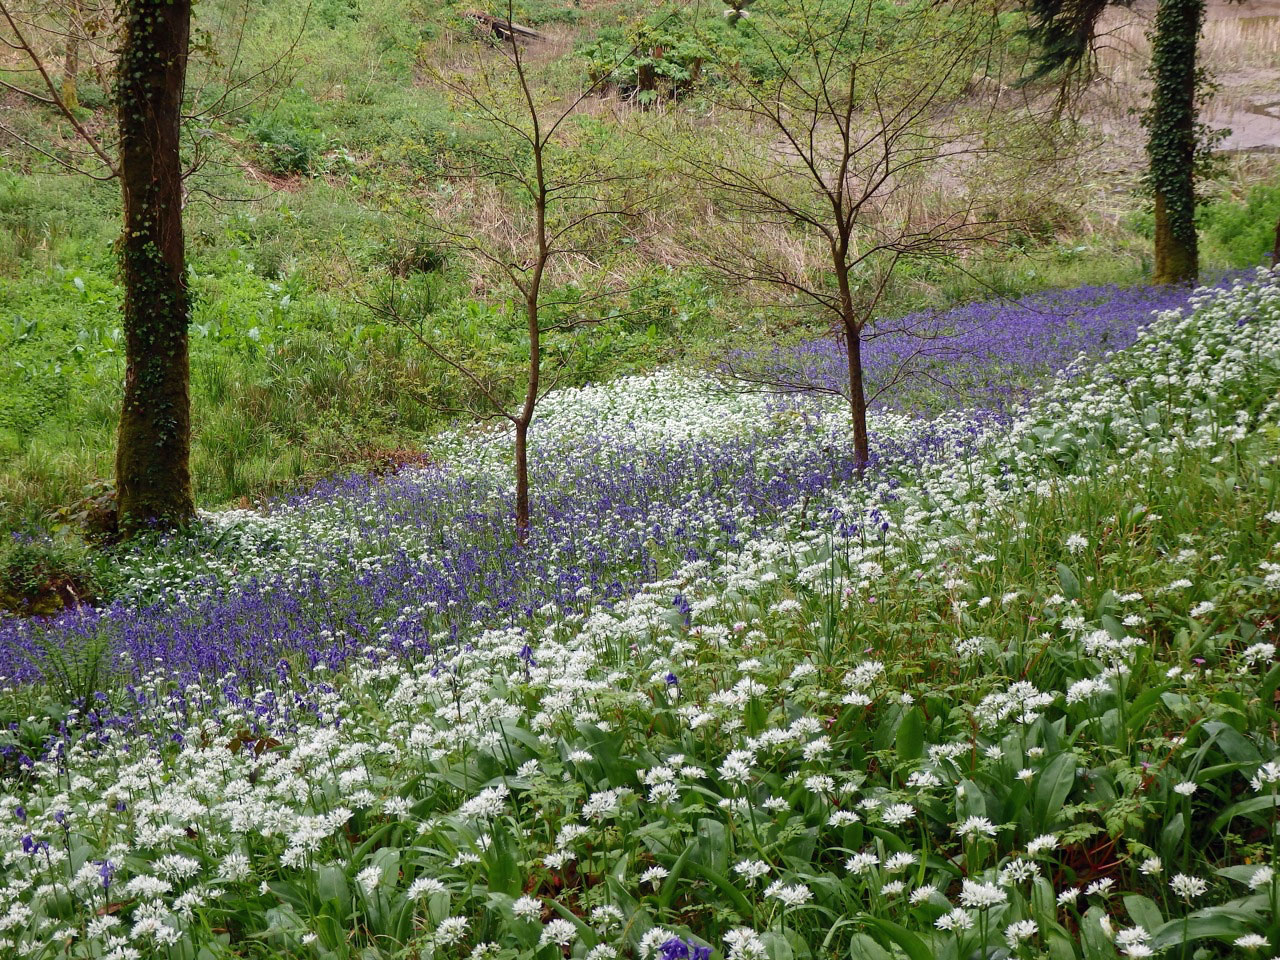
[
  {"xmin": 1148, "ymin": 0, "xmax": 1204, "ymax": 284},
  {"xmin": 115, "ymin": 0, "xmax": 195, "ymax": 535},
  {"xmin": 61, "ymin": 11, "xmax": 80, "ymax": 111}
]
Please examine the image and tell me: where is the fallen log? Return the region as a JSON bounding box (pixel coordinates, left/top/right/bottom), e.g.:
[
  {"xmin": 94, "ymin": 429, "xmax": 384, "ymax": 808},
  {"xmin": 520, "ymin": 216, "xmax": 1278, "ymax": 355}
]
[{"xmin": 462, "ymin": 10, "xmax": 545, "ymax": 42}]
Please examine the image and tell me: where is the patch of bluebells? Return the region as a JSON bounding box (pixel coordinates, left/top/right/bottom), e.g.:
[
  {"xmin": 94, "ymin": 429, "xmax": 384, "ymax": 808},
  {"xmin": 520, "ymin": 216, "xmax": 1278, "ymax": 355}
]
[
  {"xmin": 724, "ymin": 277, "xmax": 1240, "ymax": 414},
  {"xmin": 661, "ymin": 937, "xmax": 711, "ymax": 960},
  {"xmin": 0, "ymin": 419, "xmax": 979, "ymax": 703}
]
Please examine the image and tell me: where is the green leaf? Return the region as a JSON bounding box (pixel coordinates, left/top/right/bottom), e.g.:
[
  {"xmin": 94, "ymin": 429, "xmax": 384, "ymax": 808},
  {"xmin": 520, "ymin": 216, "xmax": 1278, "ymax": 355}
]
[
  {"xmin": 856, "ymin": 916, "xmax": 933, "ymax": 960},
  {"xmin": 1046, "ymin": 929, "xmax": 1080, "ymax": 960},
  {"xmin": 1101, "ymin": 614, "xmax": 1127, "ymax": 639},
  {"xmin": 486, "ymin": 825, "xmax": 521, "ymax": 897},
  {"xmin": 1151, "ymin": 911, "xmax": 1252, "ymax": 949},
  {"xmin": 1216, "ymin": 865, "xmax": 1268, "ymax": 885},
  {"xmin": 1260, "ymin": 661, "xmax": 1280, "ymax": 708},
  {"xmin": 1033, "ymin": 752, "xmax": 1076, "ymax": 827},
  {"xmin": 1160, "ymin": 811, "xmax": 1186, "ymax": 860},
  {"xmin": 1210, "ymin": 793, "xmax": 1280, "ymax": 834},
  {"xmin": 1080, "ymin": 906, "xmax": 1114, "ymax": 960},
  {"xmin": 759, "ymin": 931, "xmax": 794, "ymax": 960},
  {"xmin": 317, "ymin": 865, "xmax": 349, "ymax": 912},
  {"xmin": 1201, "ymin": 721, "xmax": 1261, "ymax": 766},
  {"xmin": 846, "ymin": 933, "xmax": 891, "ymax": 960},
  {"xmin": 955, "ymin": 778, "xmax": 986, "ymax": 820},
  {"xmin": 684, "ymin": 859, "xmax": 753, "ymax": 918},
  {"xmin": 695, "ymin": 817, "xmax": 729, "ymax": 875},
  {"xmin": 896, "ymin": 707, "xmax": 925, "ymax": 763},
  {"xmin": 1123, "ymin": 894, "xmax": 1163, "ymax": 932},
  {"xmin": 1056, "ymin": 563, "xmax": 1081, "ymax": 600},
  {"xmin": 658, "ymin": 844, "xmax": 694, "ymax": 913}
]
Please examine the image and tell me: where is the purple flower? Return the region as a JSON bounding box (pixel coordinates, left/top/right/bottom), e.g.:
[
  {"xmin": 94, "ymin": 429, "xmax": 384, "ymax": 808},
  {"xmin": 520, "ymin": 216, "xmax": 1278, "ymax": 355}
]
[{"xmin": 660, "ymin": 937, "xmax": 709, "ymax": 960}]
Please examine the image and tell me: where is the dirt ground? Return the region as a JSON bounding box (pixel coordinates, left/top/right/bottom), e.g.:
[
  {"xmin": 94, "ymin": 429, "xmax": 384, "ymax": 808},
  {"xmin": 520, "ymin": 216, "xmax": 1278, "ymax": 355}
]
[{"xmin": 1098, "ymin": 0, "xmax": 1280, "ymax": 152}]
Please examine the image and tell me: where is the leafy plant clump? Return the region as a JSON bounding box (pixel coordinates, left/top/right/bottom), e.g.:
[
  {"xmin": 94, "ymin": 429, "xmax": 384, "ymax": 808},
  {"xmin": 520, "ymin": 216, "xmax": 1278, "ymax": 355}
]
[
  {"xmin": 0, "ymin": 532, "xmax": 116, "ymax": 615},
  {"xmin": 576, "ymin": 6, "xmax": 779, "ymax": 105},
  {"xmin": 247, "ymin": 94, "xmax": 330, "ymax": 177}
]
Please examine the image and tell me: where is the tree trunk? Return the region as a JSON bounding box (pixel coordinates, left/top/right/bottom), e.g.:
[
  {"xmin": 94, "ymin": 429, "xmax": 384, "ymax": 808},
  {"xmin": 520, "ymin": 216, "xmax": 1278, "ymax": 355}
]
[
  {"xmin": 1148, "ymin": 0, "xmax": 1204, "ymax": 284},
  {"xmin": 514, "ymin": 418, "xmax": 530, "ymax": 540},
  {"xmin": 61, "ymin": 28, "xmax": 79, "ymax": 110},
  {"xmin": 637, "ymin": 61, "xmax": 655, "ymax": 103},
  {"xmin": 844, "ymin": 321, "xmax": 870, "ymax": 469},
  {"xmin": 834, "ymin": 250, "xmax": 870, "ymax": 469},
  {"xmin": 115, "ymin": 0, "xmax": 195, "ymax": 535}
]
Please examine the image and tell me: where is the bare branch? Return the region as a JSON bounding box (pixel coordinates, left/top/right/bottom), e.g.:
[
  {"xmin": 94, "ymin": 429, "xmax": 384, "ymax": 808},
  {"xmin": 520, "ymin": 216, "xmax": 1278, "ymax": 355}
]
[{"xmin": 0, "ymin": 1, "xmax": 119, "ymax": 176}]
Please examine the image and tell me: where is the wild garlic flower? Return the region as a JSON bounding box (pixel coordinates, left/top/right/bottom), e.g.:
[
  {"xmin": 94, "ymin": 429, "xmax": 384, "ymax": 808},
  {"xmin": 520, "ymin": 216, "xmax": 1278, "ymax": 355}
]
[{"xmin": 1169, "ymin": 874, "xmax": 1208, "ymax": 900}]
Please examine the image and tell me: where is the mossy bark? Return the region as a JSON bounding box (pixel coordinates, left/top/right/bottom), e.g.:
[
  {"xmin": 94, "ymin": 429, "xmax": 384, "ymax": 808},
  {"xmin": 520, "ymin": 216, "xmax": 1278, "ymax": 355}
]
[
  {"xmin": 1148, "ymin": 0, "xmax": 1204, "ymax": 284},
  {"xmin": 115, "ymin": 0, "xmax": 195, "ymax": 535},
  {"xmin": 61, "ymin": 32, "xmax": 79, "ymax": 110}
]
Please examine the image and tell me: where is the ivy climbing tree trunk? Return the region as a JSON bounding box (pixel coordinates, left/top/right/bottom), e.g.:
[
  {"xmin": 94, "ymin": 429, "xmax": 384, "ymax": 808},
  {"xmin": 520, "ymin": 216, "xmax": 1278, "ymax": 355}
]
[
  {"xmin": 115, "ymin": 0, "xmax": 195, "ymax": 534},
  {"xmin": 1148, "ymin": 0, "xmax": 1204, "ymax": 284}
]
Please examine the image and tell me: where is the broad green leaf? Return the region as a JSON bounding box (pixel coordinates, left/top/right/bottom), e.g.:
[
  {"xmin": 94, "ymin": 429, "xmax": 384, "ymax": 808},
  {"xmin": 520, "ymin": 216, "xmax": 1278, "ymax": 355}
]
[
  {"xmin": 856, "ymin": 916, "xmax": 933, "ymax": 960},
  {"xmin": 896, "ymin": 707, "xmax": 925, "ymax": 763},
  {"xmin": 846, "ymin": 933, "xmax": 892, "ymax": 960},
  {"xmin": 1210, "ymin": 793, "xmax": 1280, "ymax": 834},
  {"xmin": 1123, "ymin": 894, "xmax": 1163, "ymax": 933},
  {"xmin": 658, "ymin": 844, "xmax": 694, "ymax": 912},
  {"xmin": 1151, "ymin": 911, "xmax": 1253, "ymax": 949},
  {"xmin": 1033, "ymin": 752, "xmax": 1076, "ymax": 827},
  {"xmin": 1057, "ymin": 563, "xmax": 1081, "ymax": 600},
  {"xmin": 684, "ymin": 859, "xmax": 753, "ymax": 918}
]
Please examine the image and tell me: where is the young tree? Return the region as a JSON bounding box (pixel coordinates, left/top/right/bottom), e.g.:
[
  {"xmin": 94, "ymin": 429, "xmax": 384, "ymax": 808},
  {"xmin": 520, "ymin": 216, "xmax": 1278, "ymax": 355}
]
[
  {"xmin": 365, "ymin": 4, "xmax": 647, "ymax": 539},
  {"xmin": 1021, "ymin": 0, "xmax": 1205, "ymax": 283},
  {"xmin": 681, "ymin": 0, "xmax": 1044, "ymax": 466}
]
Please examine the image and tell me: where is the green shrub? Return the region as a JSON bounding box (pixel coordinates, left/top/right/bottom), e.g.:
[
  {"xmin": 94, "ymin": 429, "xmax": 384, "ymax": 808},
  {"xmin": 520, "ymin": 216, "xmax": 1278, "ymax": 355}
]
[
  {"xmin": 247, "ymin": 93, "xmax": 328, "ymax": 176},
  {"xmin": 315, "ymin": 0, "xmax": 360, "ymax": 28},
  {"xmin": 1127, "ymin": 182, "xmax": 1280, "ymax": 269},
  {"xmin": 577, "ymin": 8, "xmax": 751, "ymax": 104},
  {"xmin": 1199, "ymin": 183, "xmax": 1280, "ymax": 267}
]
